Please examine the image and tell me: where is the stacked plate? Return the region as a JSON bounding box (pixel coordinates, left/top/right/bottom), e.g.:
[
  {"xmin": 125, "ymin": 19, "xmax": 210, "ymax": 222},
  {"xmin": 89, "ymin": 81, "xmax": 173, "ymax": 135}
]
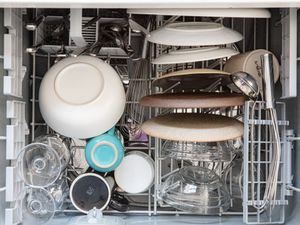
[{"xmin": 146, "ymin": 21, "xmax": 242, "ymax": 65}]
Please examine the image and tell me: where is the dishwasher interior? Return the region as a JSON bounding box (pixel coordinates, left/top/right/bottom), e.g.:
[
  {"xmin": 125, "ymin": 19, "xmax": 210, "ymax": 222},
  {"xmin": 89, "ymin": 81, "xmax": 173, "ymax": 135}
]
[{"xmin": 1, "ymin": 7, "xmax": 300, "ymax": 225}]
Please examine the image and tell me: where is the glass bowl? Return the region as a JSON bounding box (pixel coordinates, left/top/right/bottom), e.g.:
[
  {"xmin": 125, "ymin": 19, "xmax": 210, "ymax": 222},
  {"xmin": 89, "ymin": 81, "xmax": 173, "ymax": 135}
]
[
  {"xmin": 159, "ymin": 166, "xmax": 231, "ymax": 214},
  {"xmin": 17, "ymin": 143, "xmax": 62, "ymax": 187},
  {"xmin": 162, "ymin": 140, "xmax": 233, "ymax": 162},
  {"xmin": 34, "ymin": 135, "xmax": 71, "ymax": 170}
]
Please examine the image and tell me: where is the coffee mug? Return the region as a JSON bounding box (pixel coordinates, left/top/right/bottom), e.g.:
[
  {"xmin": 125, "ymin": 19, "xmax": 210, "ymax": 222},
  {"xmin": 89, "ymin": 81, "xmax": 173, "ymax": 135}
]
[
  {"xmin": 70, "ymin": 173, "xmax": 114, "ymax": 213},
  {"xmin": 85, "ymin": 127, "xmax": 124, "ymax": 172}
]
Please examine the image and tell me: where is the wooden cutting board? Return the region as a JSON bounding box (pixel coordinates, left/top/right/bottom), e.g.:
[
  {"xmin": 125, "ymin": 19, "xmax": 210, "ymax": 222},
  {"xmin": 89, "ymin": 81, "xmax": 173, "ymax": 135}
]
[
  {"xmin": 153, "ymin": 69, "xmax": 231, "ymax": 92},
  {"xmin": 139, "ymin": 92, "xmax": 247, "ymax": 108},
  {"xmin": 141, "ymin": 113, "xmax": 243, "ymax": 142}
]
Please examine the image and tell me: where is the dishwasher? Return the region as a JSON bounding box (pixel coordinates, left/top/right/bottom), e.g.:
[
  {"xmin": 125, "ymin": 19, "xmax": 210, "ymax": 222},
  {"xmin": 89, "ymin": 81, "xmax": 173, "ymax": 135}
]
[{"xmin": 0, "ymin": 3, "xmax": 299, "ymax": 225}]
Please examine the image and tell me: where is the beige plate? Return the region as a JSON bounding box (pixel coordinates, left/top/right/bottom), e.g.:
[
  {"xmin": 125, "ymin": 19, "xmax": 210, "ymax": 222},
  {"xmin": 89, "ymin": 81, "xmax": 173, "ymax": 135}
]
[
  {"xmin": 140, "ymin": 92, "xmax": 247, "ymax": 108},
  {"xmin": 153, "ymin": 69, "xmax": 231, "ymax": 92},
  {"xmin": 141, "ymin": 113, "xmax": 243, "ymax": 142}
]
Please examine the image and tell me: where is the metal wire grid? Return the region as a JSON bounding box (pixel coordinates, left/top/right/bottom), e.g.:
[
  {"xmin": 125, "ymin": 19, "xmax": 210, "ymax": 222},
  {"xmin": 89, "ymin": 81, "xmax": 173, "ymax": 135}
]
[
  {"xmin": 243, "ymin": 101, "xmax": 289, "ymax": 224},
  {"xmin": 150, "ymin": 15, "xmax": 274, "ymax": 219},
  {"xmin": 29, "ymin": 12, "xmax": 155, "ymax": 215}
]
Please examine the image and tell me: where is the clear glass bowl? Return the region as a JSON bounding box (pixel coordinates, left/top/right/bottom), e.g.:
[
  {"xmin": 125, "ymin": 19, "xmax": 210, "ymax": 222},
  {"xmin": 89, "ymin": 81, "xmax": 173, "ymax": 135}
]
[
  {"xmin": 21, "ymin": 178, "xmax": 69, "ymax": 225},
  {"xmin": 159, "ymin": 166, "xmax": 231, "ymax": 214},
  {"xmin": 162, "ymin": 140, "xmax": 233, "ymax": 162},
  {"xmin": 34, "ymin": 135, "xmax": 71, "ymax": 170},
  {"xmin": 22, "ymin": 187, "xmax": 56, "ymax": 225},
  {"xmin": 17, "ymin": 143, "xmax": 62, "ymax": 187}
]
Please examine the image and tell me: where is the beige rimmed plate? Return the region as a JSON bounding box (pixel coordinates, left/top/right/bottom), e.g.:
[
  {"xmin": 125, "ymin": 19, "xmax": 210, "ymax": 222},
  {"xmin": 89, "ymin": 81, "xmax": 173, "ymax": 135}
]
[
  {"xmin": 140, "ymin": 92, "xmax": 247, "ymax": 108},
  {"xmin": 153, "ymin": 69, "xmax": 231, "ymax": 91},
  {"xmin": 141, "ymin": 113, "xmax": 243, "ymax": 142}
]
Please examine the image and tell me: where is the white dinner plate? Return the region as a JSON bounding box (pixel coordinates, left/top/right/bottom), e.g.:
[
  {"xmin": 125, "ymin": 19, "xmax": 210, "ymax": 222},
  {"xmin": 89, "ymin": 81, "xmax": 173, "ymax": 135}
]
[
  {"xmin": 146, "ymin": 22, "xmax": 243, "ymax": 46},
  {"xmin": 114, "ymin": 151, "xmax": 154, "ymax": 194},
  {"xmin": 127, "ymin": 8, "xmax": 271, "ymax": 18},
  {"xmin": 39, "ymin": 56, "xmax": 126, "ymax": 139},
  {"xmin": 152, "ymin": 47, "xmax": 239, "ymax": 65}
]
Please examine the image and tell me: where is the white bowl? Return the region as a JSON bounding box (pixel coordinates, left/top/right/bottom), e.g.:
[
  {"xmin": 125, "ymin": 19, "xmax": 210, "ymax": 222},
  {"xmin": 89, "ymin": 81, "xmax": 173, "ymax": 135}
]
[
  {"xmin": 39, "ymin": 56, "xmax": 125, "ymax": 138},
  {"xmin": 152, "ymin": 47, "xmax": 239, "ymax": 65},
  {"xmin": 114, "ymin": 151, "xmax": 154, "ymax": 194},
  {"xmin": 146, "ymin": 22, "xmax": 243, "ymax": 46}
]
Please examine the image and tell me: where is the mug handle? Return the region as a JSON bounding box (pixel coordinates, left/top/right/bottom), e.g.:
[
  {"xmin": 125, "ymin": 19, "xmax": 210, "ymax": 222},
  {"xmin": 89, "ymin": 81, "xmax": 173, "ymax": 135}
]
[{"xmin": 107, "ymin": 127, "xmax": 116, "ymax": 136}]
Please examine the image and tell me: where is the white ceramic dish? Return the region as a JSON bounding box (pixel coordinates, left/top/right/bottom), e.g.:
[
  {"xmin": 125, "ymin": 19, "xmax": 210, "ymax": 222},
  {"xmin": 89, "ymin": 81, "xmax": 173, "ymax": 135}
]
[
  {"xmin": 146, "ymin": 22, "xmax": 243, "ymax": 46},
  {"xmin": 127, "ymin": 8, "xmax": 271, "ymax": 18},
  {"xmin": 114, "ymin": 151, "xmax": 155, "ymax": 194},
  {"xmin": 151, "ymin": 47, "xmax": 239, "ymax": 65},
  {"xmin": 39, "ymin": 56, "xmax": 126, "ymax": 139}
]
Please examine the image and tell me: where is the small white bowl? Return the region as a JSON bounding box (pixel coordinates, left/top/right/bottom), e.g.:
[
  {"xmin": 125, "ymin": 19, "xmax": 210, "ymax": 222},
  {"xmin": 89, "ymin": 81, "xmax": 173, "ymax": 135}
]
[
  {"xmin": 39, "ymin": 56, "xmax": 126, "ymax": 138},
  {"xmin": 114, "ymin": 151, "xmax": 154, "ymax": 194}
]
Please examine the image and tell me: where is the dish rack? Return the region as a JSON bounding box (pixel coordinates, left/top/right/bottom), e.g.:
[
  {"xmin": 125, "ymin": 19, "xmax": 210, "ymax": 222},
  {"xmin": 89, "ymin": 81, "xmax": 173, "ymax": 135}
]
[
  {"xmin": 22, "ymin": 9, "xmax": 293, "ymax": 224},
  {"xmin": 243, "ymin": 101, "xmax": 289, "ymax": 224}
]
